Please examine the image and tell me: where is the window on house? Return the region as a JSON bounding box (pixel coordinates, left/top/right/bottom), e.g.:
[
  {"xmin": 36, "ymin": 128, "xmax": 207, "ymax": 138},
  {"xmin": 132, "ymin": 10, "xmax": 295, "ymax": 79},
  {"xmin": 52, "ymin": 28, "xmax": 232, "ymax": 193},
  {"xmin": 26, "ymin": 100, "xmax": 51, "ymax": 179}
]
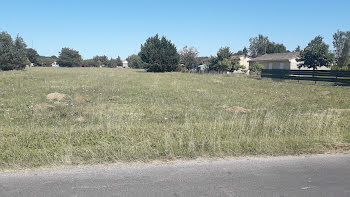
[
  {"xmin": 280, "ymin": 63, "xmax": 285, "ymax": 69},
  {"xmin": 269, "ymin": 63, "xmax": 273, "ymax": 69}
]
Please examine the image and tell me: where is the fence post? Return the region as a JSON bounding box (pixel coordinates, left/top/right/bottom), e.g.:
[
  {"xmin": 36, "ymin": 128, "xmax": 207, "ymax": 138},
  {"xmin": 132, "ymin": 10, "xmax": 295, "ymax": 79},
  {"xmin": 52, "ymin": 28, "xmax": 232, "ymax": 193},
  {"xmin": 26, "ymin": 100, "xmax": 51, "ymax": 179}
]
[
  {"xmin": 335, "ymin": 70, "xmax": 338, "ymax": 86},
  {"xmin": 313, "ymin": 69, "xmax": 316, "ymax": 84}
]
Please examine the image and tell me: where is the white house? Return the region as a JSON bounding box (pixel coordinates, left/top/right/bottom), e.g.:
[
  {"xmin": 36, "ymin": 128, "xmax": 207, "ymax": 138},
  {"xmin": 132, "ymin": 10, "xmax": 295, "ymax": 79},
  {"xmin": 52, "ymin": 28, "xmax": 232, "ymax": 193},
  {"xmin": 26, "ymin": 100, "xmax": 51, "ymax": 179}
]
[
  {"xmin": 248, "ymin": 52, "xmax": 330, "ymax": 70},
  {"xmin": 122, "ymin": 60, "xmax": 128, "ymax": 68}
]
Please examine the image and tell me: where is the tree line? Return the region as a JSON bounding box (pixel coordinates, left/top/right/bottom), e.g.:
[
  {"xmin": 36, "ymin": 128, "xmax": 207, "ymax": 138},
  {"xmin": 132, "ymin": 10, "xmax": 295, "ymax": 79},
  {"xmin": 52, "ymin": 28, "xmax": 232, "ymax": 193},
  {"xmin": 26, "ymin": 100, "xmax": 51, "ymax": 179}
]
[{"xmin": 1, "ymin": 29, "xmax": 349, "ymax": 71}]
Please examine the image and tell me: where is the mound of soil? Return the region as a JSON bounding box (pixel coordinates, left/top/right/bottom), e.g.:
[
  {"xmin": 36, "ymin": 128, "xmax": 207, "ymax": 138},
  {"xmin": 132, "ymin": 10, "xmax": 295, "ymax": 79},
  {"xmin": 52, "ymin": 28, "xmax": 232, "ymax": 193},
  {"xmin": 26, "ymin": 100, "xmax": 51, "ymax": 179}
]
[{"xmin": 47, "ymin": 92, "xmax": 67, "ymax": 101}]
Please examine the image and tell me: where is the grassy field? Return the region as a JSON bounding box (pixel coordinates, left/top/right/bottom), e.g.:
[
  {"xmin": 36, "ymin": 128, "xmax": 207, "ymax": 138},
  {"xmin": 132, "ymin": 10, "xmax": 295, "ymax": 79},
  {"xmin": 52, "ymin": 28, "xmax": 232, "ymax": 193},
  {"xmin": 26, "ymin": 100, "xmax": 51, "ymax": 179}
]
[{"xmin": 0, "ymin": 67, "xmax": 350, "ymax": 170}]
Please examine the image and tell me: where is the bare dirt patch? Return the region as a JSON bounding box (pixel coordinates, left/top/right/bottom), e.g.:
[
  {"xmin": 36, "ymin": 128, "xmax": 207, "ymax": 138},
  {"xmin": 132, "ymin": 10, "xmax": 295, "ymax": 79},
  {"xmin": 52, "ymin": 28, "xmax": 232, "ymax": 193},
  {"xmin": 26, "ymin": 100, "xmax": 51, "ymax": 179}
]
[
  {"xmin": 329, "ymin": 109, "xmax": 350, "ymax": 113},
  {"xmin": 226, "ymin": 106, "xmax": 251, "ymax": 113},
  {"xmin": 75, "ymin": 116, "xmax": 85, "ymax": 122},
  {"xmin": 47, "ymin": 93, "xmax": 67, "ymax": 101},
  {"xmin": 321, "ymin": 91, "xmax": 331, "ymax": 96}
]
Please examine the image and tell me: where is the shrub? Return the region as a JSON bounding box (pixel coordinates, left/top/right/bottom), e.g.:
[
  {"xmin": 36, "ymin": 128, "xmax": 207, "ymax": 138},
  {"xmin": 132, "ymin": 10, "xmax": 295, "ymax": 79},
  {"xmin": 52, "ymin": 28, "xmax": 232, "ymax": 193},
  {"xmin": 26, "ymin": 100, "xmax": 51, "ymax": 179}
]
[
  {"xmin": 250, "ymin": 62, "xmax": 263, "ymax": 72},
  {"xmin": 127, "ymin": 54, "xmax": 143, "ymax": 69}
]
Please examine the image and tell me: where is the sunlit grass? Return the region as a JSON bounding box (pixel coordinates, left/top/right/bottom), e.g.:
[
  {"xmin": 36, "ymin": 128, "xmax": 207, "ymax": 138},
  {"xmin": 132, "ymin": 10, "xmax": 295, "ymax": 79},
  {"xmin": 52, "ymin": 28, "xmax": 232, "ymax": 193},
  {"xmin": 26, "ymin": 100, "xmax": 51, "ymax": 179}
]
[{"xmin": 0, "ymin": 67, "xmax": 349, "ymax": 169}]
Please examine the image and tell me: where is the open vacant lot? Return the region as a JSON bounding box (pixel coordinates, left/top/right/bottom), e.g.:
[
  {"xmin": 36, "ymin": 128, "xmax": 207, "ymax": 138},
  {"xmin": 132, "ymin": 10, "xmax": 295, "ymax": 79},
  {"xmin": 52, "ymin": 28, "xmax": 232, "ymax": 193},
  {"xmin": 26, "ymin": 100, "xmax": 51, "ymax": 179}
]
[{"xmin": 0, "ymin": 68, "xmax": 349, "ymax": 170}]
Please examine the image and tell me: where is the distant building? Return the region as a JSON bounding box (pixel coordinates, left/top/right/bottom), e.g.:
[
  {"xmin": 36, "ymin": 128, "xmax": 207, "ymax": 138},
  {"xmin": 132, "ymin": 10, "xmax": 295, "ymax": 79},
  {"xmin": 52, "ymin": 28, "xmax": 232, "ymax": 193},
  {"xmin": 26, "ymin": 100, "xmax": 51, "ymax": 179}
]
[
  {"xmin": 122, "ymin": 60, "xmax": 128, "ymax": 68},
  {"xmin": 197, "ymin": 64, "xmax": 208, "ymax": 72},
  {"xmin": 248, "ymin": 52, "xmax": 330, "ymax": 70},
  {"xmin": 52, "ymin": 62, "xmax": 59, "ymax": 67}
]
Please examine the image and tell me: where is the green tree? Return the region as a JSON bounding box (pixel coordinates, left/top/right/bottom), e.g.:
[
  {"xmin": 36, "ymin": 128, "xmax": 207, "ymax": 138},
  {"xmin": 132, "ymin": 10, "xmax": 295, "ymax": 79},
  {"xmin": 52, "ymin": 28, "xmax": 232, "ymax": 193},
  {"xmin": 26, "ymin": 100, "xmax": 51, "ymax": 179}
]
[
  {"xmin": 38, "ymin": 56, "xmax": 58, "ymax": 67},
  {"xmin": 249, "ymin": 34, "xmax": 269, "ymax": 57},
  {"xmin": 180, "ymin": 46, "xmax": 199, "ymax": 70},
  {"xmin": 116, "ymin": 56, "xmax": 123, "ymax": 67},
  {"xmin": 0, "ymin": 32, "xmax": 14, "ymax": 70},
  {"xmin": 107, "ymin": 58, "xmax": 117, "ymax": 68},
  {"xmin": 82, "ymin": 59, "xmax": 95, "ymax": 67},
  {"xmin": 333, "ymin": 30, "xmax": 350, "ymax": 59},
  {"xmin": 298, "ymin": 36, "xmax": 334, "ymax": 70},
  {"xmin": 233, "ymin": 47, "xmax": 249, "ymax": 56},
  {"xmin": 338, "ymin": 39, "xmax": 350, "ymax": 69},
  {"xmin": 216, "ymin": 58, "xmax": 232, "ymax": 72},
  {"xmin": 139, "ymin": 34, "xmax": 180, "ymax": 72},
  {"xmin": 127, "ymin": 54, "xmax": 143, "ymax": 68},
  {"xmin": 266, "ymin": 42, "xmax": 287, "ymax": 54},
  {"xmin": 294, "ymin": 45, "xmax": 301, "ymax": 52},
  {"xmin": 57, "ymin": 48, "xmax": 82, "ymax": 67},
  {"xmin": 26, "ymin": 48, "xmax": 40, "ymax": 66},
  {"xmin": 0, "ymin": 32, "xmax": 28, "ymax": 70},
  {"xmin": 91, "ymin": 55, "xmax": 109, "ymax": 67},
  {"xmin": 217, "ymin": 46, "xmax": 233, "ymax": 61},
  {"xmin": 209, "ymin": 47, "xmax": 235, "ymax": 72}
]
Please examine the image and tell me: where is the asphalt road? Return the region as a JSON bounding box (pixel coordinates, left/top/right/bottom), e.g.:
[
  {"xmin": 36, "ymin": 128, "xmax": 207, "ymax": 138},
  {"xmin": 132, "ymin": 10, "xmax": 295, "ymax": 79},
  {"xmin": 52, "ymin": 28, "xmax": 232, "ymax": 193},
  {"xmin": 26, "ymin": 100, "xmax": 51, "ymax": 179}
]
[{"xmin": 1, "ymin": 154, "xmax": 350, "ymax": 197}]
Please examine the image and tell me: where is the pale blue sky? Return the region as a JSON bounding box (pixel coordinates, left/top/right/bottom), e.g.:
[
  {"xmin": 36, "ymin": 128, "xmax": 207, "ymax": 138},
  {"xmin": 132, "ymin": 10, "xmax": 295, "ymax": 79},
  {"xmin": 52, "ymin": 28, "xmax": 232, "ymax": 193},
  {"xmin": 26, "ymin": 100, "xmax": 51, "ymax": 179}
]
[{"xmin": 0, "ymin": 0, "xmax": 349, "ymax": 59}]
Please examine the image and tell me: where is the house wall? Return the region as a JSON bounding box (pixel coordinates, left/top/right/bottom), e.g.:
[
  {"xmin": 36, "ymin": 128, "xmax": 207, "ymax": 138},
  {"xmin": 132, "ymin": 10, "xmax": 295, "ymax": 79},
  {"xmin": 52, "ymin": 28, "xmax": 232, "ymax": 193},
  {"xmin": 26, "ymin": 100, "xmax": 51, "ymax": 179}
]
[
  {"xmin": 122, "ymin": 62, "xmax": 128, "ymax": 68},
  {"xmin": 249, "ymin": 59, "xmax": 332, "ymax": 70},
  {"xmin": 239, "ymin": 57, "xmax": 251, "ymax": 70},
  {"xmin": 249, "ymin": 60, "xmax": 291, "ymax": 70},
  {"xmin": 290, "ymin": 59, "xmax": 331, "ymax": 70}
]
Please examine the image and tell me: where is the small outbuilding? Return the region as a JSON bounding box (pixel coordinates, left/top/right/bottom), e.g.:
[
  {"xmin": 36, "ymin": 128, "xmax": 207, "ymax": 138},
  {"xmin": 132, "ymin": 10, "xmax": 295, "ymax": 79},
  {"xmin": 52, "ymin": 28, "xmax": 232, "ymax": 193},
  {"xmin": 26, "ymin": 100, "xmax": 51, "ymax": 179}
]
[
  {"xmin": 197, "ymin": 64, "xmax": 208, "ymax": 72},
  {"xmin": 52, "ymin": 62, "xmax": 59, "ymax": 67},
  {"xmin": 122, "ymin": 60, "xmax": 128, "ymax": 68}
]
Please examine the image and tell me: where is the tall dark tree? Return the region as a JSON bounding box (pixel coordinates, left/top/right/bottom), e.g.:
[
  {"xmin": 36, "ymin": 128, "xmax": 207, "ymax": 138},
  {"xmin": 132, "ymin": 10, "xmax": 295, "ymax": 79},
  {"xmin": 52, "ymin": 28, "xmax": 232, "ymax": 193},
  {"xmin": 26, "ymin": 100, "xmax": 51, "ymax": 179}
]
[
  {"xmin": 139, "ymin": 34, "xmax": 180, "ymax": 72},
  {"xmin": 57, "ymin": 48, "xmax": 82, "ymax": 67},
  {"xmin": 179, "ymin": 46, "xmax": 199, "ymax": 70},
  {"xmin": 116, "ymin": 56, "xmax": 123, "ymax": 66},
  {"xmin": 0, "ymin": 32, "xmax": 28, "ymax": 70},
  {"xmin": 26, "ymin": 48, "xmax": 40, "ymax": 65},
  {"xmin": 0, "ymin": 32, "xmax": 14, "ymax": 70},
  {"xmin": 298, "ymin": 36, "xmax": 334, "ymax": 70}
]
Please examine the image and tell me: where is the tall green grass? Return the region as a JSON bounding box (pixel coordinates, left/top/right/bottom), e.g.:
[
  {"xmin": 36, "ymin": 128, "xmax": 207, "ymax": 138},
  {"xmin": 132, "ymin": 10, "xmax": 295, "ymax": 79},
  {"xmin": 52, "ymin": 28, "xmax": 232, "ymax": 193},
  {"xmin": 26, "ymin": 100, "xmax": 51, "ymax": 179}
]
[{"xmin": 0, "ymin": 67, "xmax": 349, "ymax": 169}]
